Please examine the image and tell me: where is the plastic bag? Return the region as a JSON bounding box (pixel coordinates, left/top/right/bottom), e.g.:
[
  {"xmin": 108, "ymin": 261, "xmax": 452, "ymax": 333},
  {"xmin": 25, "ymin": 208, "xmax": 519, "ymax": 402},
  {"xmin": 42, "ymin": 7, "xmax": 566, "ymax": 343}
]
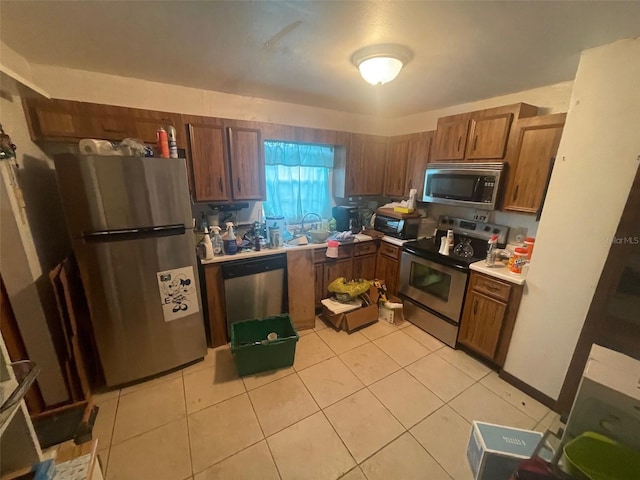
[{"xmin": 327, "ymin": 277, "xmax": 371, "ymax": 297}]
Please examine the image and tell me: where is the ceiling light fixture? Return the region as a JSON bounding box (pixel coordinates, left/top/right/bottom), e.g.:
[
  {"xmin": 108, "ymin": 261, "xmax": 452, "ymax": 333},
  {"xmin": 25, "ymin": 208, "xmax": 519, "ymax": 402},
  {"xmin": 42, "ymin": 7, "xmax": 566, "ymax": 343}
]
[{"xmin": 351, "ymin": 44, "xmax": 413, "ymax": 86}]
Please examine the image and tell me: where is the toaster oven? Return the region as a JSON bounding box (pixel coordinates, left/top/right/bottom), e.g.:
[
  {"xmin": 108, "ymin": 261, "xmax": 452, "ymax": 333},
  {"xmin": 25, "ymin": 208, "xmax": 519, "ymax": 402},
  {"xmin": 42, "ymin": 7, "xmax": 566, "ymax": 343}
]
[{"xmin": 374, "ymin": 214, "xmax": 420, "ymax": 239}]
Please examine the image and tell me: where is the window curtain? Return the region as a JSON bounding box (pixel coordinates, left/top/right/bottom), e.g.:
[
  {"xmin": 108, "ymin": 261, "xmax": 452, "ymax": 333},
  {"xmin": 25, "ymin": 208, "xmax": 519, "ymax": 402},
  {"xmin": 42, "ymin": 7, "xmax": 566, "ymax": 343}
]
[{"xmin": 262, "ymin": 141, "xmax": 334, "ymax": 223}]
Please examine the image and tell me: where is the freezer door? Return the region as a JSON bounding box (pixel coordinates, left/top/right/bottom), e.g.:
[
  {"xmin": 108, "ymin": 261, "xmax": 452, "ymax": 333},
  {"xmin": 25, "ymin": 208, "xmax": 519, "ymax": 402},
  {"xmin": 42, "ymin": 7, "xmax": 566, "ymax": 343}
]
[
  {"xmin": 54, "ymin": 154, "xmax": 192, "ymax": 236},
  {"xmin": 73, "ymin": 232, "xmax": 206, "ymax": 386}
]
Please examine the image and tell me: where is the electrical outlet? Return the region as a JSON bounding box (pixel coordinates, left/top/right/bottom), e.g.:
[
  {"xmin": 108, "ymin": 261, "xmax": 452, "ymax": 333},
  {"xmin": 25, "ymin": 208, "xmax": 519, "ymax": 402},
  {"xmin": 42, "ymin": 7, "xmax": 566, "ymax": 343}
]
[{"xmin": 514, "ymin": 227, "xmax": 528, "ymax": 244}]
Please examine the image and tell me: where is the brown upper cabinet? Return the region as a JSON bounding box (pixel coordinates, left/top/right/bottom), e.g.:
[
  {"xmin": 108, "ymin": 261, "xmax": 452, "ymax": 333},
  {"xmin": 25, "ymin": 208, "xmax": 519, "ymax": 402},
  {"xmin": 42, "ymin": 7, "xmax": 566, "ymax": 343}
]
[
  {"xmin": 23, "ymin": 98, "xmax": 185, "ymax": 147},
  {"xmin": 384, "ymin": 137, "xmax": 410, "ymax": 197},
  {"xmin": 466, "ymin": 112, "xmax": 513, "ymax": 160},
  {"xmin": 431, "ymin": 103, "xmax": 538, "ymax": 162},
  {"xmin": 502, "ymin": 113, "xmax": 566, "ymax": 214},
  {"xmin": 186, "ymin": 120, "xmax": 265, "ymax": 203},
  {"xmin": 334, "ymin": 133, "xmax": 388, "ymax": 197},
  {"xmin": 384, "ymin": 132, "xmax": 434, "ymax": 199},
  {"xmin": 431, "ymin": 115, "xmax": 470, "ymax": 161},
  {"xmin": 384, "ymin": 131, "xmax": 434, "ymax": 198}
]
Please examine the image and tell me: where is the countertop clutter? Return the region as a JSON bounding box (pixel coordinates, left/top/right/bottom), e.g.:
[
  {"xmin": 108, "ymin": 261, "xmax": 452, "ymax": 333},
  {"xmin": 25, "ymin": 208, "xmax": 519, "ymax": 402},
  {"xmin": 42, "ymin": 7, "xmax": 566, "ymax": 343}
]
[
  {"xmin": 470, "ymin": 260, "xmax": 528, "ymax": 285},
  {"xmin": 199, "ymin": 233, "xmax": 378, "ymax": 264}
]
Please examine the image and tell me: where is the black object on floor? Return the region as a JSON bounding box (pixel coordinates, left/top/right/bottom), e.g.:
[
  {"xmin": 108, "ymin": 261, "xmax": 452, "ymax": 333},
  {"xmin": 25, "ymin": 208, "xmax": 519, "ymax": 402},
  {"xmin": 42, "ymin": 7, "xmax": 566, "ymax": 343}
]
[{"xmin": 32, "ymin": 403, "xmax": 96, "ymax": 449}]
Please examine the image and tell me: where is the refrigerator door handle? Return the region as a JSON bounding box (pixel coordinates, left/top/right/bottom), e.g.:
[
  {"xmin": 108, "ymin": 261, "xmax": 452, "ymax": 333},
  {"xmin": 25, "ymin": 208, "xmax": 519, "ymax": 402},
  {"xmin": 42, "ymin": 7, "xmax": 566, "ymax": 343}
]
[{"xmin": 83, "ymin": 224, "xmax": 186, "ymax": 242}]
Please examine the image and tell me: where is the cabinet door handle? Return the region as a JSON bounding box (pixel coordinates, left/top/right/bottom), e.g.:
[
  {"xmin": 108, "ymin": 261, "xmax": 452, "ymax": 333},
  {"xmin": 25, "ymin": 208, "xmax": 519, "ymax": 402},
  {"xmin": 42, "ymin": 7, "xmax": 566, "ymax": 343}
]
[
  {"xmin": 457, "ymin": 136, "xmax": 462, "ymax": 152},
  {"xmin": 237, "ymin": 178, "xmax": 241, "ymax": 192},
  {"xmin": 473, "ymin": 135, "xmax": 478, "ymax": 151},
  {"xmin": 473, "ymin": 300, "xmax": 478, "ymax": 315},
  {"xmin": 218, "ymin": 177, "xmax": 223, "ymax": 192},
  {"xmin": 512, "ymin": 185, "xmax": 519, "ymax": 201}
]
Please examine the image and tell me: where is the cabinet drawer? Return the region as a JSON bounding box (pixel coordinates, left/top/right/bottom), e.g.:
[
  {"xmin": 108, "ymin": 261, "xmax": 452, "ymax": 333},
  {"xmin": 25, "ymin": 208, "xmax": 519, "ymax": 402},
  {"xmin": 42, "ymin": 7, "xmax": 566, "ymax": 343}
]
[
  {"xmin": 336, "ymin": 244, "xmax": 353, "ymax": 259},
  {"xmin": 379, "ymin": 242, "xmax": 400, "ymax": 260},
  {"xmin": 473, "ymin": 274, "xmax": 511, "ymax": 302},
  {"xmin": 354, "ymin": 241, "xmax": 377, "ymax": 256},
  {"xmin": 313, "ymin": 248, "xmax": 328, "ymax": 263}
]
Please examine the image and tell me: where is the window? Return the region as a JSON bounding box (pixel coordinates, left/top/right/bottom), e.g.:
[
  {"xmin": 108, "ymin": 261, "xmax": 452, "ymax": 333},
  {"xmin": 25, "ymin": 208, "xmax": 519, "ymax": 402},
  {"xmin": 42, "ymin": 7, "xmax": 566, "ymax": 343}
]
[{"xmin": 262, "ymin": 141, "xmax": 334, "ymax": 223}]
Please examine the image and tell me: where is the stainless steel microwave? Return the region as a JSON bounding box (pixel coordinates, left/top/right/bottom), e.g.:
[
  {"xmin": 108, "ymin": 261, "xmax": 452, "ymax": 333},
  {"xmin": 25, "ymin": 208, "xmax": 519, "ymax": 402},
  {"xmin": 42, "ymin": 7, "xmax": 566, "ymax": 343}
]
[{"xmin": 422, "ymin": 162, "xmax": 505, "ymax": 210}]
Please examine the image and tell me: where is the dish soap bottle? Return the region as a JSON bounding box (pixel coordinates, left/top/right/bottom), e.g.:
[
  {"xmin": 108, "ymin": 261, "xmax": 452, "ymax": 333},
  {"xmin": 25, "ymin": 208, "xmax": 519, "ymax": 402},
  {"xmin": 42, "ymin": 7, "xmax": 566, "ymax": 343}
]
[
  {"xmin": 224, "ymin": 222, "xmax": 238, "ymax": 255},
  {"xmin": 210, "ymin": 226, "xmax": 224, "ymax": 256},
  {"xmin": 202, "ymin": 227, "xmax": 214, "ymax": 260}
]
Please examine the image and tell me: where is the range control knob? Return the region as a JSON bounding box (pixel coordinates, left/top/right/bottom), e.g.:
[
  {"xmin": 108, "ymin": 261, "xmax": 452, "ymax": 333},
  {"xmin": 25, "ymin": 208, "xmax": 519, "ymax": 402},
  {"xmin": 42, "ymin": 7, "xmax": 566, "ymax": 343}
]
[
  {"xmin": 492, "ymin": 228, "xmax": 500, "ymax": 234},
  {"xmin": 484, "ymin": 226, "xmax": 491, "ymax": 232}
]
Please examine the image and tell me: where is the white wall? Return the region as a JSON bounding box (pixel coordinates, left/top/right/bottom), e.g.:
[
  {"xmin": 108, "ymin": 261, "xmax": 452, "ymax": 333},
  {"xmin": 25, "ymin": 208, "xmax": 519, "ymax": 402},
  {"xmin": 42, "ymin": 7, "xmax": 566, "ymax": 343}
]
[
  {"xmin": 29, "ymin": 64, "xmax": 390, "ymax": 136},
  {"xmin": 503, "ymin": 37, "xmax": 640, "ymax": 400},
  {"xmin": 29, "ymin": 63, "xmax": 574, "ymax": 138}
]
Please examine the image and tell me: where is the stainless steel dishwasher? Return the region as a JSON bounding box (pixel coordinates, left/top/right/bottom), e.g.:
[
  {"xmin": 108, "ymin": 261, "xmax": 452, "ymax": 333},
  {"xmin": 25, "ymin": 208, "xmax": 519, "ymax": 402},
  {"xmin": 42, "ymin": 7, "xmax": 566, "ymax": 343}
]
[{"xmin": 221, "ymin": 254, "xmax": 287, "ymax": 336}]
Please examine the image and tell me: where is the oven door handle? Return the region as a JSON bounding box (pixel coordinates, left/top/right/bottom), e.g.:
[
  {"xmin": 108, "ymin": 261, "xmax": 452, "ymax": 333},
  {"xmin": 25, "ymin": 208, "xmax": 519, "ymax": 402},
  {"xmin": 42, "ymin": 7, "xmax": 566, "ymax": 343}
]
[{"xmin": 401, "ymin": 249, "xmax": 471, "ymax": 273}]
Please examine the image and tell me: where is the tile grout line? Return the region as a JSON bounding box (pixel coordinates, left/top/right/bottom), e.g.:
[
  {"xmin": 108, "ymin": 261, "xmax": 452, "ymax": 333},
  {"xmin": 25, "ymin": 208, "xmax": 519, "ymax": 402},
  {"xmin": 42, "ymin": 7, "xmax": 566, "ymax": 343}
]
[
  {"xmin": 292, "ymin": 367, "xmax": 361, "ymax": 474},
  {"xmin": 244, "ymin": 384, "xmax": 284, "ymax": 480},
  {"xmin": 405, "ymin": 428, "xmax": 455, "ymax": 480},
  {"xmin": 181, "ymin": 373, "xmax": 196, "ymax": 478}
]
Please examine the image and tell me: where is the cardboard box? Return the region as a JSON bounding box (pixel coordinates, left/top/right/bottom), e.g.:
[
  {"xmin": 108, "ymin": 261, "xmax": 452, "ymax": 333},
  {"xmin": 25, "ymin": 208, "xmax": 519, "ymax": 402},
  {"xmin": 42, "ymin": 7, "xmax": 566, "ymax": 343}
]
[
  {"xmin": 378, "ymin": 294, "xmax": 404, "ymax": 324},
  {"xmin": 563, "ymin": 344, "xmax": 640, "ymax": 451},
  {"xmin": 321, "ymin": 286, "xmax": 379, "ymax": 332},
  {"xmin": 467, "ymin": 421, "xmax": 542, "ymax": 480}
]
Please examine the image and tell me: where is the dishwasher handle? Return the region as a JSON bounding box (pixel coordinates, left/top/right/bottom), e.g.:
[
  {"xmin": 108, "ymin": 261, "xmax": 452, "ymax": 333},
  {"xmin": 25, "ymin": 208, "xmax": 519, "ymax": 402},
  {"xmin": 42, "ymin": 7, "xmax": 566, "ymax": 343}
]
[{"xmin": 221, "ymin": 254, "xmax": 287, "ymax": 280}]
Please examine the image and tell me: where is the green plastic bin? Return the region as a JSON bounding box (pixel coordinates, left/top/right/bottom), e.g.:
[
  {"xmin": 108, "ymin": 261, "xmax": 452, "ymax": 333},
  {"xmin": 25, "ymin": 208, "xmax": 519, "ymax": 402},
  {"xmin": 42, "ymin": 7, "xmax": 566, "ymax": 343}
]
[
  {"xmin": 562, "ymin": 431, "xmax": 640, "ymax": 480},
  {"xmin": 230, "ymin": 314, "xmax": 299, "ymax": 376}
]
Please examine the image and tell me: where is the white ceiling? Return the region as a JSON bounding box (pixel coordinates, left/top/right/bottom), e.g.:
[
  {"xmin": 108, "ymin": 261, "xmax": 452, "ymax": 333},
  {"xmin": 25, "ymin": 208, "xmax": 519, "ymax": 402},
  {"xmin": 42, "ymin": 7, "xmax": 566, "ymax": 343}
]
[{"xmin": 2, "ymin": 1, "xmax": 639, "ymax": 117}]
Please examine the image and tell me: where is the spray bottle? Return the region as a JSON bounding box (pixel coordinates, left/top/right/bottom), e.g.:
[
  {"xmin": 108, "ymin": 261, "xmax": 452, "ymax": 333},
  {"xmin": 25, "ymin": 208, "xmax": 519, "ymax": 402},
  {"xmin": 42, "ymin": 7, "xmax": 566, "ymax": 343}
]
[
  {"xmin": 223, "ymin": 222, "xmax": 238, "ymax": 255},
  {"xmin": 210, "ymin": 226, "xmax": 224, "ymax": 256},
  {"xmin": 201, "ymin": 227, "xmax": 214, "ymax": 260},
  {"xmin": 486, "ymin": 234, "xmax": 499, "ymax": 267}
]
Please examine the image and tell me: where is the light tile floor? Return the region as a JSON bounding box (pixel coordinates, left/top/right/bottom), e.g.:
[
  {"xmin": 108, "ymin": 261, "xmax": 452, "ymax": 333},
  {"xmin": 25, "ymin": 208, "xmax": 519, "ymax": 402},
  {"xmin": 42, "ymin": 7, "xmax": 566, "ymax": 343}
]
[{"xmin": 92, "ymin": 316, "xmax": 561, "ymax": 480}]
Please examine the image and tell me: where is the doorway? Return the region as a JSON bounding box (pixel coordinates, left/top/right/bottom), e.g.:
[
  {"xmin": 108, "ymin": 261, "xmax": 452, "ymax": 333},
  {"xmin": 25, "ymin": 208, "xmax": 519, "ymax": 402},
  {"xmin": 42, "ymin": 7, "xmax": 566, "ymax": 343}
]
[{"xmin": 557, "ymin": 163, "xmax": 640, "ymax": 413}]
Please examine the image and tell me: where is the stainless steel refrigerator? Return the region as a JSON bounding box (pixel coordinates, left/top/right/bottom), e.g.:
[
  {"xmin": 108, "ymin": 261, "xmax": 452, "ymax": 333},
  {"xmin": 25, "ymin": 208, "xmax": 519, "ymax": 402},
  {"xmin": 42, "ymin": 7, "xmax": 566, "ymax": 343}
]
[{"xmin": 54, "ymin": 153, "xmax": 207, "ymax": 387}]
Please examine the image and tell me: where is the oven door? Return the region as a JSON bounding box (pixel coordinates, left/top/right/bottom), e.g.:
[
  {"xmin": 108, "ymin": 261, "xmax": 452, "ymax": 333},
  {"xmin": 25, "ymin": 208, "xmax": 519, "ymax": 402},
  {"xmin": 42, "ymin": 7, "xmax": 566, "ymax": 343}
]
[{"xmin": 398, "ymin": 251, "xmax": 468, "ymax": 322}]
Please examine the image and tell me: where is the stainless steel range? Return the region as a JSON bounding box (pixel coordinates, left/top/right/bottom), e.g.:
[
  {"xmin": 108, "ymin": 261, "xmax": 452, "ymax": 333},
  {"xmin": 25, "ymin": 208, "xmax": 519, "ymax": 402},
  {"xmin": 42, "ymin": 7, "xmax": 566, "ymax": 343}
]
[{"xmin": 399, "ymin": 216, "xmax": 509, "ymax": 347}]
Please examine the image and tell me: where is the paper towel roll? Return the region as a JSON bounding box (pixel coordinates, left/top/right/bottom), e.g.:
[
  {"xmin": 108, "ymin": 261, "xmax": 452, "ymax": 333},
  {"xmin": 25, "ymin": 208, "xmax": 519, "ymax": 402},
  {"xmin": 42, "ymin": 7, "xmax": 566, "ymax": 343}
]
[{"xmin": 79, "ymin": 139, "xmax": 116, "ymax": 155}]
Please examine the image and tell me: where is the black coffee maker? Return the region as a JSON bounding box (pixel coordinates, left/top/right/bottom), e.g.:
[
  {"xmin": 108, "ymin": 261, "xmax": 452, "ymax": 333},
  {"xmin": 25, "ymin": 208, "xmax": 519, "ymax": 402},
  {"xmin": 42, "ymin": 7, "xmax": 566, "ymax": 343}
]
[{"xmin": 332, "ymin": 206, "xmax": 361, "ymax": 232}]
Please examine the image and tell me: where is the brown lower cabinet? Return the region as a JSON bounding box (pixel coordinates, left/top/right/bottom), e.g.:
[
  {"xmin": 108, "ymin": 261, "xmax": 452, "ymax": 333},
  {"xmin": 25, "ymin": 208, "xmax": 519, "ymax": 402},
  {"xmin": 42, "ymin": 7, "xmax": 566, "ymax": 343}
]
[
  {"xmin": 458, "ymin": 271, "xmax": 524, "ymax": 366},
  {"xmin": 376, "ymin": 242, "xmax": 401, "ymax": 295},
  {"xmin": 203, "ymin": 264, "xmax": 228, "ymax": 348}
]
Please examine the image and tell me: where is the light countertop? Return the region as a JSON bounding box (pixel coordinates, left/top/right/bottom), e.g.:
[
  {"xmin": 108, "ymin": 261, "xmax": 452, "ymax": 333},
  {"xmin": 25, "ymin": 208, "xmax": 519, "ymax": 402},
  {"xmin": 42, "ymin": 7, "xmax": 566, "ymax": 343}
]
[
  {"xmin": 469, "ymin": 260, "xmax": 528, "ymax": 285},
  {"xmin": 200, "ymin": 233, "xmax": 385, "ymax": 265}
]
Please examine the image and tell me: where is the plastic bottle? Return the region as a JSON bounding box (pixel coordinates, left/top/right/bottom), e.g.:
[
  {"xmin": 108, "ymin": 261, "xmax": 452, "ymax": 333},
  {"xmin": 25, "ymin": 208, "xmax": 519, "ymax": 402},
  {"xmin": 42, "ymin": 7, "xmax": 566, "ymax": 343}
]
[
  {"xmin": 269, "ymin": 224, "xmax": 281, "ymax": 248},
  {"xmin": 447, "ymin": 229, "xmax": 454, "ymax": 248},
  {"xmin": 167, "ymin": 126, "xmax": 178, "ymax": 158},
  {"xmin": 156, "ymin": 126, "xmax": 169, "ymax": 158},
  {"xmin": 223, "ymin": 222, "xmax": 237, "ymax": 255},
  {"xmin": 486, "ymin": 234, "xmax": 498, "ymax": 267},
  {"xmin": 210, "ymin": 226, "xmax": 224, "ymax": 256},
  {"xmin": 523, "ymin": 237, "xmax": 535, "ymax": 261},
  {"xmin": 508, "ymin": 247, "xmax": 528, "ymax": 274},
  {"xmin": 202, "ymin": 227, "xmax": 214, "ymax": 260}
]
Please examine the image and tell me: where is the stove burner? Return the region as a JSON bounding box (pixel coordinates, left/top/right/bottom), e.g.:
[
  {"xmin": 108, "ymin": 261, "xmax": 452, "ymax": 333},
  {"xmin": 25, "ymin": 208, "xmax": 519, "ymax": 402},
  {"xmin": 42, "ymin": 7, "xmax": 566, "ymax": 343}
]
[{"xmin": 453, "ymin": 239, "xmax": 474, "ymax": 258}]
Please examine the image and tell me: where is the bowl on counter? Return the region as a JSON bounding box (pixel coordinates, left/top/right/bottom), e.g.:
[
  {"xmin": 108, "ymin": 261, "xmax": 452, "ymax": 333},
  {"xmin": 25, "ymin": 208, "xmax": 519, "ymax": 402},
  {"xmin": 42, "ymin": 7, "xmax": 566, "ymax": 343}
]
[{"xmin": 308, "ymin": 230, "xmax": 329, "ymax": 243}]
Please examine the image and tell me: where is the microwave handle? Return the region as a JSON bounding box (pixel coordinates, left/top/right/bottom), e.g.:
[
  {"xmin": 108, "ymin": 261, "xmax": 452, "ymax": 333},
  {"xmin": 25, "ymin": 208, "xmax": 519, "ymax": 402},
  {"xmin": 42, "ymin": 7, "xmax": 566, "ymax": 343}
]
[{"xmin": 472, "ymin": 177, "xmax": 482, "ymax": 196}]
